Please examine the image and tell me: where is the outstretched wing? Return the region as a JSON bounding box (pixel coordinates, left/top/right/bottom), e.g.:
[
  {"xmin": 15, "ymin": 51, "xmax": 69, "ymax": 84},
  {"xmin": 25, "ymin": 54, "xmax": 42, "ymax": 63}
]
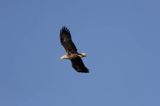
[
  {"xmin": 60, "ymin": 26, "xmax": 77, "ymax": 53},
  {"xmin": 71, "ymin": 57, "xmax": 89, "ymax": 73}
]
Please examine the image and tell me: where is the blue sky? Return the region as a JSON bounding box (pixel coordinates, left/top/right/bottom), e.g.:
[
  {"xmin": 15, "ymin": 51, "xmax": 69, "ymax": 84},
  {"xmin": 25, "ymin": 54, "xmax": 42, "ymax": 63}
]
[{"xmin": 0, "ymin": 0, "xmax": 160, "ymax": 106}]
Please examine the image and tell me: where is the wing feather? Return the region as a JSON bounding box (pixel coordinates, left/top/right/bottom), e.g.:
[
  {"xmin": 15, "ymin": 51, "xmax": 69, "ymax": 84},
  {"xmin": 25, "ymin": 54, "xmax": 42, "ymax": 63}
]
[
  {"xmin": 60, "ymin": 26, "xmax": 77, "ymax": 53},
  {"xmin": 71, "ymin": 57, "xmax": 89, "ymax": 73}
]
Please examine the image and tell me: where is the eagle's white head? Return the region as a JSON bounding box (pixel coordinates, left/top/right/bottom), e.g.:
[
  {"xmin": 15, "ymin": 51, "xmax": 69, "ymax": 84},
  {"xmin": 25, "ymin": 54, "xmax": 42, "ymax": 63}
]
[{"xmin": 60, "ymin": 54, "xmax": 69, "ymax": 60}]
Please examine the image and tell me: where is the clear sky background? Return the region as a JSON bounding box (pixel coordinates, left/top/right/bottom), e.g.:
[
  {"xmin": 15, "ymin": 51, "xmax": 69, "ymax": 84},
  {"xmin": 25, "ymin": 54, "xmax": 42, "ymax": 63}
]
[{"xmin": 0, "ymin": 0, "xmax": 160, "ymax": 106}]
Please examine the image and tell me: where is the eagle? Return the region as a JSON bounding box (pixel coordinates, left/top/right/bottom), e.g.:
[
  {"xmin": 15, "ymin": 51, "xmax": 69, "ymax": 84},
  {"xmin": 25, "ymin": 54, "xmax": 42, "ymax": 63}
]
[{"xmin": 60, "ymin": 26, "xmax": 89, "ymax": 73}]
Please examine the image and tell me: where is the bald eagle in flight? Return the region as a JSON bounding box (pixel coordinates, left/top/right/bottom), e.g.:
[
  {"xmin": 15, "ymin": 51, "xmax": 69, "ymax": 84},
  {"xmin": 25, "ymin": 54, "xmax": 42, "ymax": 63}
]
[{"xmin": 60, "ymin": 26, "xmax": 89, "ymax": 73}]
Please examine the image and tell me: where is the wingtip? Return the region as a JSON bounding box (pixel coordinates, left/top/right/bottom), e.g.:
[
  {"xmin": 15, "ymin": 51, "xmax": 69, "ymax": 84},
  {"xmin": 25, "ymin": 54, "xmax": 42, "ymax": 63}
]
[
  {"xmin": 78, "ymin": 71, "xmax": 89, "ymax": 73},
  {"xmin": 60, "ymin": 26, "xmax": 70, "ymax": 33},
  {"xmin": 77, "ymin": 68, "xmax": 89, "ymax": 73},
  {"xmin": 61, "ymin": 26, "xmax": 68, "ymax": 29}
]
